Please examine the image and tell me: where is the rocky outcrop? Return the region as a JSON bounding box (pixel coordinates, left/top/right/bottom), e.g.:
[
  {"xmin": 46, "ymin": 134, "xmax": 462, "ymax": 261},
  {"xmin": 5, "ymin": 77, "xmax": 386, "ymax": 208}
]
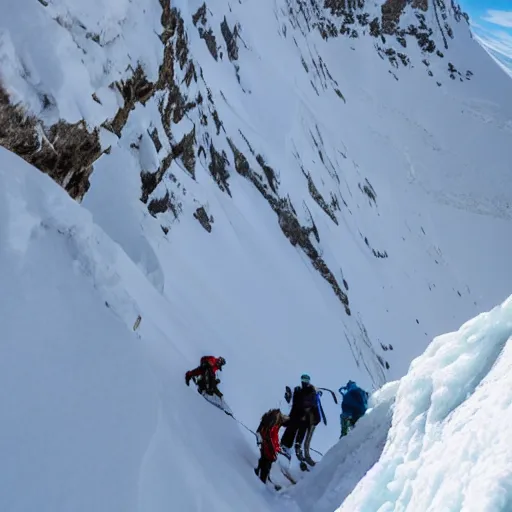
[
  {"xmin": 194, "ymin": 206, "xmax": 214, "ymax": 232},
  {"xmin": 220, "ymin": 17, "xmax": 239, "ymax": 62},
  {"xmin": 193, "ymin": 4, "xmax": 219, "ymax": 61},
  {"xmin": 381, "ymin": 0, "xmax": 407, "ymax": 34},
  {"xmin": 0, "ymin": 84, "xmax": 102, "ymax": 201},
  {"xmin": 103, "ymin": 65, "xmax": 154, "ymax": 137},
  {"xmin": 319, "ymin": 0, "xmax": 471, "ymax": 82},
  {"xmin": 228, "ymin": 137, "xmax": 351, "ymax": 315}
]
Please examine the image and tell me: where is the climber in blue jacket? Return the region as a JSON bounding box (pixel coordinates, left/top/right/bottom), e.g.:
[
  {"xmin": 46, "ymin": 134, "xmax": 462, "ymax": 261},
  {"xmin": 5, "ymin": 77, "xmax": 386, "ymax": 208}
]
[{"xmin": 339, "ymin": 380, "xmax": 369, "ymax": 437}]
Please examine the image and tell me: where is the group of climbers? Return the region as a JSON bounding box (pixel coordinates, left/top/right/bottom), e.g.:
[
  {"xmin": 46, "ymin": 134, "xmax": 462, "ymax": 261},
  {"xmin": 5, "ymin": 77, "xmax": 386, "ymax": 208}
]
[{"xmin": 184, "ymin": 356, "xmax": 369, "ymax": 487}]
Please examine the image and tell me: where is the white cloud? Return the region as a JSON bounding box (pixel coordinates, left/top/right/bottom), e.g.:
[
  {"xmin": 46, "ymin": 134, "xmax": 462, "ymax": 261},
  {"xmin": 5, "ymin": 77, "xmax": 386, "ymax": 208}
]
[
  {"xmin": 468, "ymin": 12, "xmax": 512, "ymax": 78},
  {"xmin": 476, "ymin": 36, "xmax": 512, "ymax": 78},
  {"xmin": 482, "ymin": 9, "xmax": 512, "ymax": 29}
]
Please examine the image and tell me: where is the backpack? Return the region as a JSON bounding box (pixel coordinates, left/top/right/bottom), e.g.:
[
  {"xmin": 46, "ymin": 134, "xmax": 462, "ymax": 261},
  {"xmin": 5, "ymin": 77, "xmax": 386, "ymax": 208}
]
[
  {"xmin": 340, "ymin": 381, "xmax": 368, "ymax": 412},
  {"xmin": 200, "ymin": 356, "xmax": 215, "ymax": 366},
  {"xmin": 260, "ymin": 409, "xmax": 282, "ymax": 429}
]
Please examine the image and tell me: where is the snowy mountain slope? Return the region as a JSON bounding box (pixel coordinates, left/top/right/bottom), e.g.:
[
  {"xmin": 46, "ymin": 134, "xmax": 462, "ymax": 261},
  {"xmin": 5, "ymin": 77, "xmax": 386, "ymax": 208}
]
[
  {"xmin": 0, "ymin": 147, "xmax": 303, "ymax": 512},
  {"xmin": 325, "ymin": 293, "xmax": 512, "ymax": 512},
  {"xmin": 1, "ymin": 0, "xmax": 511, "ymax": 396},
  {"xmin": 1, "ymin": 0, "xmax": 512, "ymax": 508}
]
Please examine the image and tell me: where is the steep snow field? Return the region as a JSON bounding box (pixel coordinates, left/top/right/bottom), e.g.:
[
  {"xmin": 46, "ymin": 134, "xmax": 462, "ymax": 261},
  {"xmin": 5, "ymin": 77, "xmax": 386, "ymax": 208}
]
[
  {"xmin": 0, "ymin": 148, "xmax": 300, "ymax": 512},
  {"xmin": 1, "ymin": 0, "xmax": 511, "ymax": 396},
  {"xmin": 3, "ymin": 146, "xmax": 511, "ymax": 512},
  {"xmin": 1, "ymin": 0, "xmax": 512, "ymax": 510}
]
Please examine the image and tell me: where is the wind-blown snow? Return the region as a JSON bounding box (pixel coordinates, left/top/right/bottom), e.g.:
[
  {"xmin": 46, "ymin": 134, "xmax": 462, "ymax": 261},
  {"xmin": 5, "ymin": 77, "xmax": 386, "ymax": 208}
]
[{"xmin": 333, "ymin": 295, "xmax": 512, "ymax": 512}]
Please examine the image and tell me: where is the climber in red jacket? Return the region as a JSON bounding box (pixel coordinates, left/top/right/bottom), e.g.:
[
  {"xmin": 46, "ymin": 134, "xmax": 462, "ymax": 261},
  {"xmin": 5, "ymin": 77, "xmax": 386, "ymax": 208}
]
[
  {"xmin": 255, "ymin": 409, "xmax": 290, "ymax": 484},
  {"xmin": 185, "ymin": 356, "xmax": 226, "ymax": 398}
]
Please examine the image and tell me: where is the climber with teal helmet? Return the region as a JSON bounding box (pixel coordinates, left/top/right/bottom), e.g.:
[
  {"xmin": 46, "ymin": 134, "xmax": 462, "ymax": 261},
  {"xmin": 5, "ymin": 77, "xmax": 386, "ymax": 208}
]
[
  {"xmin": 339, "ymin": 380, "xmax": 369, "ymax": 437},
  {"xmin": 280, "ymin": 373, "xmax": 324, "ymax": 465}
]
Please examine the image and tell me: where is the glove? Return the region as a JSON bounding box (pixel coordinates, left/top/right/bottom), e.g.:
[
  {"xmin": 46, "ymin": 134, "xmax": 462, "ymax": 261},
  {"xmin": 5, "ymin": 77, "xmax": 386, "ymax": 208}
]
[
  {"xmin": 185, "ymin": 373, "xmax": 191, "ymax": 386},
  {"xmin": 256, "ymin": 432, "xmax": 262, "ymax": 445},
  {"xmin": 318, "ymin": 390, "xmax": 323, "ymax": 396}
]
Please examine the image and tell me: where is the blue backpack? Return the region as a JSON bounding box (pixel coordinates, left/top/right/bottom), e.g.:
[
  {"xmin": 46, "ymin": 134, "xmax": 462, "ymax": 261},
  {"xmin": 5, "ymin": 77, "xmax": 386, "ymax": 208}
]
[{"xmin": 339, "ymin": 381, "xmax": 368, "ymax": 415}]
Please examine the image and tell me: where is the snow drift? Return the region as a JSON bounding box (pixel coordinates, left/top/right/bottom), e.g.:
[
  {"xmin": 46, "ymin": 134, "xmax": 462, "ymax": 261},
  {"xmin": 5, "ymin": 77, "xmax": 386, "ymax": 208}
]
[{"xmin": 303, "ymin": 294, "xmax": 512, "ymax": 512}]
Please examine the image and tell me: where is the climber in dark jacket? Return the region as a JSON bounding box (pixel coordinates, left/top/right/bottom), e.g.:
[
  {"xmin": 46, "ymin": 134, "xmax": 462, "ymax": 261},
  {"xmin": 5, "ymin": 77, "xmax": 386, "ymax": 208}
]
[{"xmin": 280, "ymin": 373, "xmax": 322, "ymax": 462}]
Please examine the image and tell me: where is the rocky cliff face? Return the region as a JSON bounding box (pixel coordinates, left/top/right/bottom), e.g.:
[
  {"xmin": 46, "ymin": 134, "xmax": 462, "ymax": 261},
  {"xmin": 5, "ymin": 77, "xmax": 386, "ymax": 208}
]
[
  {"xmin": 1, "ymin": 0, "xmax": 511, "ymax": 386},
  {"xmin": 0, "ymin": 0, "xmax": 472, "ymax": 199}
]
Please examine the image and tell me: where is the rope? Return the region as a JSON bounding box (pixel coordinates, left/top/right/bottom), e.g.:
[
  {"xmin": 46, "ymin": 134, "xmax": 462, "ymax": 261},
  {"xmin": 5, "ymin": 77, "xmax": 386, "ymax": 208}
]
[
  {"xmin": 201, "ymin": 391, "xmax": 325, "ymax": 458},
  {"xmin": 224, "ymin": 407, "xmax": 325, "ymax": 458}
]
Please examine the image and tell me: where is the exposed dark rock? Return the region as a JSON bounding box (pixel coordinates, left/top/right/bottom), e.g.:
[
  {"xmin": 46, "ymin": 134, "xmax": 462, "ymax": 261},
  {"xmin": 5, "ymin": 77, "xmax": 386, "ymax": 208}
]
[
  {"xmin": 227, "ymin": 138, "xmax": 250, "ymax": 177},
  {"xmin": 359, "ymin": 178, "xmax": 377, "ymax": 204},
  {"xmin": 412, "ymin": 0, "xmax": 428, "ymax": 10},
  {"xmin": 140, "ymin": 152, "xmax": 173, "ymax": 203},
  {"xmin": 0, "ymin": 84, "xmax": 102, "ymax": 201},
  {"xmin": 228, "ymin": 138, "xmax": 350, "ymax": 315},
  {"xmin": 220, "ymin": 17, "xmax": 239, "ymax": 61},
  {"xmin": 106, "ymin": 65, "xmax": 155, "ymax": 137},
  {"xmin": 192, "ymin": 3, "xmax": 207, "ymax": 26},
  {"xmin": 148, "ymin": 190, "xmax": 171, "ymax": 216},
  {"xmin": 172, "ymin": 128, "xmax": 196, "ymax": 178},
  {"xmin": 184, "ymin": 61, "xmax": 197, "ymax": 87},
  {"xmin": 256, "ymin": 154, "xmax": 278, "ymax": 194},
  {"xmin": 369, "ymin": 17, "xmax": 381, "ymax": 37},
  {"xmin": 381, "ymin": 0, "xmax": 407, "ymax": 35},
  {"xmin": 304, "ymin": 170, "xmax": 338, "ymax": 224},
  {"xmin": 212, "ymin": 109, "xmax": 223, "ymax": 135},
  {"xmin": 194, "ymin": 206, "xmax": 213, "ymax": 232},
  {"xmin": 199, "ymin": 28, "xmax": 218, "ymax": 60},
  {"xmin": 208, "ymin": 143, "xmax": 231, "ymax": 195},
  {"xmin": 149, "ymin": 127, "xmax": 162, "ymax": 153}
]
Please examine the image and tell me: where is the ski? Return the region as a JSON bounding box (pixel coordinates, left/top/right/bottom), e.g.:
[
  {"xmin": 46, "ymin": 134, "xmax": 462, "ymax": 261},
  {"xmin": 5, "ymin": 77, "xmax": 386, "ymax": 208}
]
[
  {"xmin": 280, "ymin": 466, "xmax": 297, "ymax": 485},
  {"xmin": 200, "ymin": 391, "xmax": 234, "ymax": 416}
]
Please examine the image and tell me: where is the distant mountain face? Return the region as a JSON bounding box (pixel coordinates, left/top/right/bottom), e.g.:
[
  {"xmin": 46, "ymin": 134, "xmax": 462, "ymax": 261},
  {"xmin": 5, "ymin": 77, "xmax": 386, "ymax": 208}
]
[{"xmin": 1, "ymin": 0, "xmax": 511, "ymax": 391}]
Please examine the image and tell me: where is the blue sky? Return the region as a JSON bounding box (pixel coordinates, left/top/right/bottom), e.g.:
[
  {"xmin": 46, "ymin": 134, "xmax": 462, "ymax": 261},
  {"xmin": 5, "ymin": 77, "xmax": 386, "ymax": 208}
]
[{"xmin": 459, "ymin": 0, "xmax": 512, "ymax": 76}]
